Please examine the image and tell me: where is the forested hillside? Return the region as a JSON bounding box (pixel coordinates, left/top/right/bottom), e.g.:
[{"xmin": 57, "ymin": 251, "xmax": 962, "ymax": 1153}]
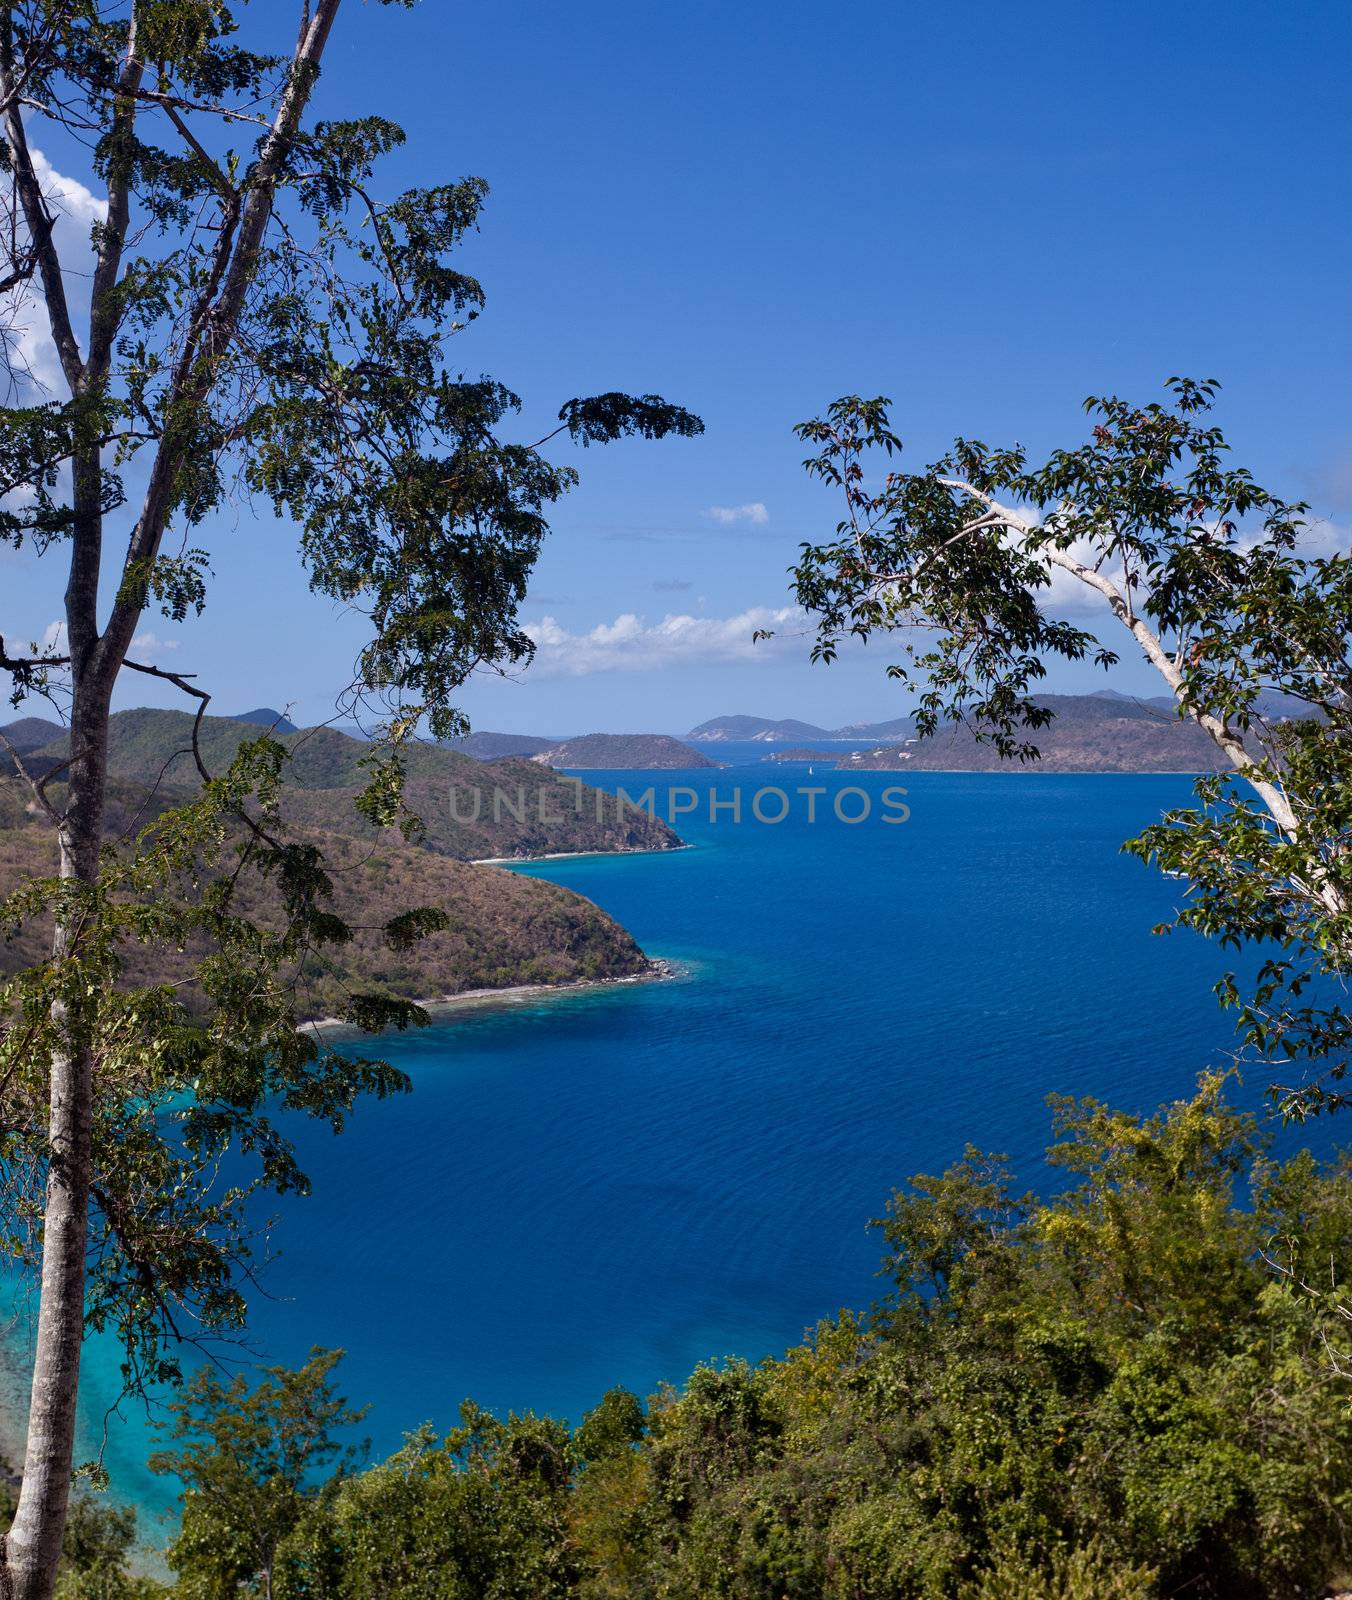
[
  {"xmin": 3, "ymin": 710, "xmax": 681, "ymax": 860},
  {"xmin": 0, "ymin": 796, "xmax": 653, "ymax": 1019}
]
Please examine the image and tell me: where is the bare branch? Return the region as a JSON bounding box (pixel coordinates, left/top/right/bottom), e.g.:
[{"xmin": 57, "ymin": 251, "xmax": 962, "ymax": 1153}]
[
  {"xmin": 0, "ymin": 728, "xmax": 59, "ymax": 822},
  {"xmin": 158, "ymin": 99, "xmax": 237, "ymax": 201},
  {"xmin": 122, "ymin": 660, "xmax": 213, "ymax": 785}
]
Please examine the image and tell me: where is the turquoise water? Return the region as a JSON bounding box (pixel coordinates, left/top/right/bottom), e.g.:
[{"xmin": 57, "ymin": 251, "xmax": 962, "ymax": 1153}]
[{"xmin": 62, "ymin": 769, "xmax": 1334, "ymax": 1525}]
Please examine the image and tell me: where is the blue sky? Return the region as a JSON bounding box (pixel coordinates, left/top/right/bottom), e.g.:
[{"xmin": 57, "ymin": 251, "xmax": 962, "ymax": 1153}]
[{"xmin": 5, "ymin": 0, "xmax": 1351, "ymax": 734}]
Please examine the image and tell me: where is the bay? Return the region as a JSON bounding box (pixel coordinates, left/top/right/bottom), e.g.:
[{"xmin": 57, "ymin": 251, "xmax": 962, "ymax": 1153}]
[{"xmin": 62, "ymin": 768, "xmax": 1331, "ymax": 1527}]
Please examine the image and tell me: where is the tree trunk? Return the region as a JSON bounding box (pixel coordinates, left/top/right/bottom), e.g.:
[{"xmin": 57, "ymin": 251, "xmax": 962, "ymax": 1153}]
[
  {"xmin": 0, "ymin": 13, "xmax": 344, "ymax": 1592},
  {"xmin": 2, "ymin": 680, "xmax": 110, "ymax": 1600}
]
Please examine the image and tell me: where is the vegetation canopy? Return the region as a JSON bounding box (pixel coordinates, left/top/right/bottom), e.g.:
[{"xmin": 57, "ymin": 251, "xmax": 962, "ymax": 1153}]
[{"xmin": 37, "ymin": 1078, "xmax": 1348, "ymax": 1600}]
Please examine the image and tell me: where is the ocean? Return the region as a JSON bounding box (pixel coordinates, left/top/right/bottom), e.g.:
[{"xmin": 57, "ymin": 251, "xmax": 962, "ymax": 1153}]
[{"xmin": 29, "ymin": 766, "xmax": 1338, "ymax": 1532}]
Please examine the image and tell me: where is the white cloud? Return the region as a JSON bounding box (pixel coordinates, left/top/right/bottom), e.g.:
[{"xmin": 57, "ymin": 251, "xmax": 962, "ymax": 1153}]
[
  {"xmin": 706, "ymin": 502, "xmax": 768, "ymax": 525},
  {"xmin": 8, "ymin": 149, "xmax": 106, "ymax": 394},
  {"xmin": 524, "ymin": 606, "xmax": 803, "ymax": 677},
  {"xmin": 1293, "ymin": 516, "xmax": 1347, "ymax": 557},
  {"xmin": 29, "ymin": 147, "xmax": 107, "ymax": 230},
  {"xmin": 130, "ymin": 631, "xmax": 179, "ymax": 658}
]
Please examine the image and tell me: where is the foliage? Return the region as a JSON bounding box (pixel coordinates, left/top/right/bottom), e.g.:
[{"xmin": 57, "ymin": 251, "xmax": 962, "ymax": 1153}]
[
  {"xmin": 787, "ymin": 382, "xmax": 1352, "ymax": 1116},
  {"xmin": 964, "ymin": 1540, "xmax": 1157, "ymax": 1600},
  {"xmin": 149, "ymin": 1349, "xmax": 365, "ymax": 1600},
  {"xmin": 0, "ymin": 4, "xmax": 702, "ymax": 736},
  {"xmin": 157, "ymin": 1079, "xmax": 1352, "ymax": 1599},
  {"xmin": 53, "ymin": 1496, "xmax": 167, "ymax": 1600},
  {"xmin": 275, "ymin": 1409, "xmax": 578, "ymax": 1600}
]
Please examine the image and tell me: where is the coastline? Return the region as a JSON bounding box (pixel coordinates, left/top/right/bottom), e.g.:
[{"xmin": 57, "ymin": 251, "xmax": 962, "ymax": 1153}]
[
  {"xmin": 471, "ymin": 843, "xmax": 693, "ymax": 866},
  {"xmin": 901, "ymin": 767, "xmax": 1212, "ymax": 776},
  {"xmin": 303, "ymin": 956, "xmax": 682, "ymax": 1038}
]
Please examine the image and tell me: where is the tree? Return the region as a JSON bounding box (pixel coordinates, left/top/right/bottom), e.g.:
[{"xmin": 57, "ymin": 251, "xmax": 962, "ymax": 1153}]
[
  {"xmin": 0, "ymin": 6, "xmax": 700, "ymax": 1596},
  {"xmin": 149, "ymin": 1348, "xmax": 364, "ymax": 1600},
  {"xmin": 54, "ymin": 1493, "xmax": 166, "ymax": 1600},
  {"xmin": 785, "ymin": 381, "xmax": 1351, "ymax": 1116},
  {"xmin": 601, "ymin": 1078, "xmax": 1352, "ymax": 1597},
  {"xmin": 273, "ymin": 1401, "xmax": 578, "ymax": 1600}
]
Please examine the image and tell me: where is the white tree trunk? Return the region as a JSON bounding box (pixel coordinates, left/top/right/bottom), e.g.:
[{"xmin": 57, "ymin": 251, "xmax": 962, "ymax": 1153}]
[{"xmin": 3, "ymin": 688, "xmax": 109, "ymax": 1600}]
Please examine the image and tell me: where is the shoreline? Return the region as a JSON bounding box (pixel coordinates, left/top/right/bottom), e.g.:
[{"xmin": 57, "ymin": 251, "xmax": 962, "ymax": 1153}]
[
  {"xmin": 304, "ymin": 957, "xmax": 682, "ymax": 1038},
  {"xmin": 471, "ymin": 843, "xmax": 693, "ymax": 866}
]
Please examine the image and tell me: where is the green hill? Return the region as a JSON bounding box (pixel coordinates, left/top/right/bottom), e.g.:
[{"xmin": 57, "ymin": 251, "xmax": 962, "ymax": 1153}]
[
  {"xmin": 0, "ymin": 710, "xmax": 682, "ymax": 1017},
  {"xmin": 20, "ymin": 708, "xmax": 477, "ymax": 789},
  {"xmin": 0, "ymin": 794, "xmax": 655, "ymax": 1020},
  {"xmin": 13, "ymin": 708, "xmax": 681, "ymax": 859},
  {"xmin": 534, "ymin": 733, "xmax": 720, "ymax": 769},
  {"xmin": 0, "ymin": 716, "xmax": 66, "ymax": 754}
]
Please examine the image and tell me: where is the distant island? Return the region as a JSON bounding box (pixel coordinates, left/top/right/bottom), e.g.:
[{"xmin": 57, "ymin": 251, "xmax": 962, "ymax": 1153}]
[
  {"xmin": 687, "ymin": 713, "xmax": 835, "ymax": 742},
  {"xmin": 0, "ymin": 709, "xmax": 686, "ymax": 1018},
  {"xmin": 885, "ymin": 693, "xmax": 1225, "ymax": 772},
  {"xmin": 531, "ymin": 733, "xmax": 720, "ymax": 769},
  {"xmin": 699, "ymin": 691, "xmax": 1315, "ymax": 771},
  {"xmin": 759, "ymin": 697, "xmax": 1230, "ymax": 772},
  {"xmin": 447, "ymin": 730, "xmax": 561, "ymax": 760},
  {"xmin": 686, "ymin": 691, "xmax": 1303, "ymax": 762},
  {"xmin": 762, "ymin": 747, "xmax": 851, "ymax": 764}
]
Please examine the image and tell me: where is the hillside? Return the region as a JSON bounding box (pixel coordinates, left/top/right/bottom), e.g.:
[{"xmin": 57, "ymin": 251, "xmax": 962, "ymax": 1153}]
[
  {"xmin": 9, "ymin": 709, "xmax": 682, "ymax": 859},
  {"xmin": 0, "ymin": 716, "xmax": 66, "ymax": 754},
  {"xmin": 532, "ymin": 733, "xmax": 719, "ymax": 769},
  {"xmin": 835, "ymin": 715, "xmax": 914, "ymax": 738},
  {"xmin": 17, "ymin": 709, "xmax": 487, "ymax": 790},
  {"xmin": 285, "ymin": 762, "xmax": 679, "ymax": 860},
  {"xmin": 732, "ymin": 694, "xmax": 1284, "ymax": 771},
  {"xmin": 688, "ymin": 691, "xmax": 1306, "ymax": 753},
  {"xmin": 687, "ymin": 714, "xmax": 832, "ymax": 743},
  {"xmin": 0, "ymin": 805, "xmax": 653, "ymax": 1021},
  {"xmin": 231, "ymin": 706, "xmax": 300, "ymax": 733}
]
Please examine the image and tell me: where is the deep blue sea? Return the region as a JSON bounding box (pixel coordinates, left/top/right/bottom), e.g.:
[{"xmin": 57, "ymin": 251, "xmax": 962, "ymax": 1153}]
[{"xmin": 45, "ymin": 767, "xmax": 1340, "ymax": 1530}]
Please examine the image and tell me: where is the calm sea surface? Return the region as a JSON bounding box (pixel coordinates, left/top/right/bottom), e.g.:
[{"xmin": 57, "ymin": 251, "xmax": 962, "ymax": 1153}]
[{"xmin": 55, "ymin": 767, "xmax": 1337, "ymax": 1525}]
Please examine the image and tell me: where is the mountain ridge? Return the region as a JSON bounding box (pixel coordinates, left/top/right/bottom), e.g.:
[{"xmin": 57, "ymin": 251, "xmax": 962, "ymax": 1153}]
[{"xmin": 4, "ymin": 709, "xmax": 682, "ymax": 857}]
